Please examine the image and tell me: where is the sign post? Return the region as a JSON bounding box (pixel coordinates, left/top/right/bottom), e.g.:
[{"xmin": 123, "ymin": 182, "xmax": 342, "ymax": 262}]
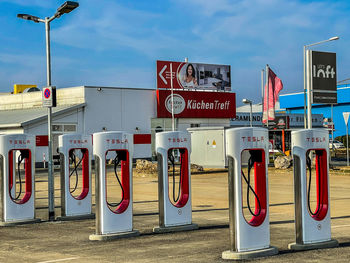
[
  {"xmin": 343, "ymin": 112, "xmax": 350, "ymax": 166},
  {"xmin": 42, "ymin": 85, "xmax": 56, "ymax": 220}
]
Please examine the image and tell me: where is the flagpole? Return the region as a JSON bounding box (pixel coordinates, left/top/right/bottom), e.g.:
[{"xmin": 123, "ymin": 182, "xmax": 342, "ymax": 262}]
[
  {"xmin": 170, "ymin": 63, "xmax": 175, "ymax": 131},
  {"xmin": 266, "ymin": 64, "xmax": 269, "ymax": 129}
]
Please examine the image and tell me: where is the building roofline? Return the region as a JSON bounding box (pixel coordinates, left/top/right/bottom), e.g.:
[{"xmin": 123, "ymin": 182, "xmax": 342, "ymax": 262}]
[
  {"xmin": 280, "ymin": 91, "xmax": 304, "ymax": 97},
  {"xmin": 84, "ymin": 86, "xmax": 156, "ymax": 91},
  {"xmin": 23, "ymin": 103, "xmax": 86, "ymax": 126},
  {"xmin": 0, "ymin": 103, "xmax": 86, "ymax": 128},
  {"xmin": 280, "ymin": 85, "xmax": 350, "ymax": 97}
]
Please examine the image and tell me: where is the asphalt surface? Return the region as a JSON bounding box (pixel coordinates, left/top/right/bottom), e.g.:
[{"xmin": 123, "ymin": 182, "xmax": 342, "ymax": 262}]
[{"xmin": 1, "ymin": 167, "xmax": 350, "ymax": 262}]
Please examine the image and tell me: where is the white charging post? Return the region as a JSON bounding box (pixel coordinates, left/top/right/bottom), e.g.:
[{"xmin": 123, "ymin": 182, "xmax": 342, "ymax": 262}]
[
  {"xmin": 288, "ymin": 129, "xmax": 338, "ymax": 251},
  {"xmin": 153, "ymin": 131, "xmax": 198, "ymax": 233},
  {"xmin": 0, "ymin": 134, "xmax": 40, "ymax": 225},
  {"xmin": 58, "ymin": 134, "xmax": 93, "ymax": 220},
  {"xmin": 89, "ymin": 131, "xmax": 139, "ymax": 240},
  {"xmin": 222, "ymin": 127, "xmax": 278, "ymax": 260}
]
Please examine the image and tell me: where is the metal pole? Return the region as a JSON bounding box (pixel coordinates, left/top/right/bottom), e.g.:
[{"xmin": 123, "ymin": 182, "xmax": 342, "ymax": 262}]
[
  {"xmin": 306, "ymin": 50, "xmax": 312, "ymax": 129},
  {"xmin": 249, "ymin": 103, "xmax": 253, "ymax": 127},
  {"xmin": 170, "ymin": 63, "xmax": 174, "ymax": 131},
  {"xmin": 45, "ymin": 18, "xmax": 55, "ymax": 220},
  {"xmin": 261, "ymin": 69, "xmax": 264, "ymax": 126},
  {"xmin": 45, "ymin": 19, "xmax": 51, "ymax": 86},
  {"xmin": 303, "ymin": 45, "xmax": 307, "ymax": 129},
  {"xmin": 266, "ymin": 65, "xmax": 269, "ymax": 129},
  {"xmin": 347, "ymin": 123, "xmax": 349, "ymax": 166},
  {"xmin": 265, "ymin": 65, "xmax": 269, "ymax": 165},
  {"xmin": 331, "ymin": 104, "xmax": 334, "ymax": 153}
]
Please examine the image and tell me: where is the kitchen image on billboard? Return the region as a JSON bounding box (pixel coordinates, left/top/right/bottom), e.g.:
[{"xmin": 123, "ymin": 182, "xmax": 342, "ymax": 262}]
[
  {"xmin": 157, "ymin": 60, "xmax": 231, "ymax": 91},
  {"xmin": 179, "ymin": 62, "xmax": 231, "ymax": 91}
]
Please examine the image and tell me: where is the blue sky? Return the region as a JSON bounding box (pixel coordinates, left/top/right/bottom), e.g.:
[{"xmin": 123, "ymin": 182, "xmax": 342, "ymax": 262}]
[{"xmin": 1, "ymin": 0, "xmax": 350, "ymax": 105}]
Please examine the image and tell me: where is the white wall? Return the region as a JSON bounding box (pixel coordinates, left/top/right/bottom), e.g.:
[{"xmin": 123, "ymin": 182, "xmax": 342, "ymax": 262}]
[
  {"xmin": 177, "ymin": 118, "xmax": 230, "ymax": 131},
  {"xmin": 84, "ymin": 87, "xmax": 156, "ymax": 158},
  {"xmin": 0, "ymin": 128, "xmax": 24, "ymax": 134}
]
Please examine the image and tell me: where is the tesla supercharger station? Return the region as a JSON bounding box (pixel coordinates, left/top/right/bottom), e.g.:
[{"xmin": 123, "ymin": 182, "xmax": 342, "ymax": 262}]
[
  {"xmin": 89, "ymin": 131, "xmax": 139, "ymax": 240},
  {"xmin": 288, "ymin": 129, "xmax": 338, "ymax": 251},
  {"xmin": 58, "ymin": 134, "xmax": 93, "ymax": 220},
  {"xmin": 153, "ymin": 131, "xmax": 198, "ymax": 233},
  {"xmin": 0, "ymin": 134, "xmax": 40, "ymax": 225},
  {"xmin": 222, "ymin": 128, "xmax": 278, "ymax": 260}
]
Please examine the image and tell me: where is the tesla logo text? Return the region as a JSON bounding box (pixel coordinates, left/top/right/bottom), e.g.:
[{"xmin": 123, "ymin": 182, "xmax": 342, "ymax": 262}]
[
  {"xmin": 306, "ymin": 137, "xmax": 326, "ymax": 142},
  {"xmin": 106, "ymin": 139, "xmax": 128, "ymax": 144},
  {"xmin": 313, "ymin": 65, "xmax": 335, "ymax": 79},
  {"xmin": 69, "ymin": 139, "xmax": 88, "ymax": 144},
  {"xmin": 9, "ymin": 140, "xmax": 30, "ymax": 145},
  {"xmin": 168, "ymin": 137, "xmax": 188, "ymax": 143},
  {"xmin": 242, "ymin": 136, "xmax": 264, "ymax": 142}
]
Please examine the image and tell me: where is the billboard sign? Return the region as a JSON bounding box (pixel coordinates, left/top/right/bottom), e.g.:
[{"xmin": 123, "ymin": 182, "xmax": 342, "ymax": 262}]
[
  {"xmin": 157, "ymin": 60, "xmax": 231, "ymax": 91},
  {"xmin": 308, "ymin": 50, "xmax": 337, "ymax": 104},
  {"xmin": 157, "ymin": 90, "xmax": 236, "ymax": 118},
  {"xmin": 268, "ymin": 115, "xmax": 289, "ymax": 129}
]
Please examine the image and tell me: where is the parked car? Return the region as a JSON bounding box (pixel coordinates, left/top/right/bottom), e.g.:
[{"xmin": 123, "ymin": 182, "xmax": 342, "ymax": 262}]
[{"xmin": 329, "ymin": 140, "xmax": 345, "ymax": 149}]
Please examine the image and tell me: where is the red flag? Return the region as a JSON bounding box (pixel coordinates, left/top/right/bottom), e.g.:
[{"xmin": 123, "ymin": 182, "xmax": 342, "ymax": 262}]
[{"xmin": 263, "ymin": 68, "xmax": 283, "ymax": 123}]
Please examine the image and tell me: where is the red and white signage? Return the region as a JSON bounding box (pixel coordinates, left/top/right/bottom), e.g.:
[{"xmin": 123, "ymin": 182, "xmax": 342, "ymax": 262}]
[
  {"xmin": 157, "ymin": 90, "xmax": 236, "ymax": 118},
  {"xmin": 157, "ymin": 60, "xmax": 231, "ymax": 91}
]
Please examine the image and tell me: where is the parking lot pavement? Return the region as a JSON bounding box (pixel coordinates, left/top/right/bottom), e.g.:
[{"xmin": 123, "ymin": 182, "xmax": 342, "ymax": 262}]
[{"xmin": 1, "ymin": 169, "xmax": 350, "ymax": 262}]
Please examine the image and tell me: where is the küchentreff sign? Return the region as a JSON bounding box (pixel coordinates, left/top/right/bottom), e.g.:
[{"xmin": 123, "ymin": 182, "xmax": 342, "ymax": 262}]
[
  {"xmin": 309, "ymin": 50, "xmax": 337, "ymax": 104},
  {"xmin": 157, "ymin": 89, "xmax": 236, "ymax": 118}
]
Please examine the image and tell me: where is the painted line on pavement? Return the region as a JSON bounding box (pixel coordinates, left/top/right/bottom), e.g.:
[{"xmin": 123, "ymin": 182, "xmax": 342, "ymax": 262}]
[{"xmin": 37, "ymin": 257, "xmax": 79, "ymax": 263}]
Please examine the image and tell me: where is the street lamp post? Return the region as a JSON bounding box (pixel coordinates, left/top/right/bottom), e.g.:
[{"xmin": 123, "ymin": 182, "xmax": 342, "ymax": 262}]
[
  {"xmin": 17, "ymin": 1, "xmax": 79, "ymax": 221},
  {"xmin": 242, "ymin": 99, "xmax": 253, "ymax": 127},
  {"xmin": 303, "ymin": 36, "xmax": 339, "ymax": 129}
]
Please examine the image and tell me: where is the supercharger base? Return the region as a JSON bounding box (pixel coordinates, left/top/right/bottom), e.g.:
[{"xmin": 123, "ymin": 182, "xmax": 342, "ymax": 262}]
[
  {"xmin": 89, "ymin": 230, "xmax": 140, "ymax": 241},
  {"xmin": 56, "ymin": 214, "xmax": 95, "ymax": 221},
  {"xmin": 0, "ymin": 218, "xmax": 41, "ymax": 227},
  {"xmin": 222, "ymin": 246, "xmax": 278, "ymax": 260},
  {"xmin": 153, "ymin": 223, "xmax": 198, "ymax": 234},
  {"xmin": 288, "ymin": 239, "xmax": 338, "ymax": 251}
]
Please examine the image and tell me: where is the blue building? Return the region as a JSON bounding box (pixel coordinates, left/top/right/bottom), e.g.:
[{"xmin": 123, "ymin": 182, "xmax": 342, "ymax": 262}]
[{"xmin": 279, "ymin": 84, "xmax": 350, "ymax": 138}]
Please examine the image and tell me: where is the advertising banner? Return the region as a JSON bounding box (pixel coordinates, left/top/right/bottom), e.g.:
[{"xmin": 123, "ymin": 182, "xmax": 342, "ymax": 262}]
[
  {"xmin": 267, "ymin": 115, "xmax": 289, "ymax": 129},
  {"xmin": 157, "ymin": 60, "xmax": 231, "ymax": 91},
  {"xmin": 308, "ymin": 51, "xmax": 337, "ymax": 104},
  {"xmin": 157, "ymin": 90, "xmax": 236, "ymax": 118}
]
